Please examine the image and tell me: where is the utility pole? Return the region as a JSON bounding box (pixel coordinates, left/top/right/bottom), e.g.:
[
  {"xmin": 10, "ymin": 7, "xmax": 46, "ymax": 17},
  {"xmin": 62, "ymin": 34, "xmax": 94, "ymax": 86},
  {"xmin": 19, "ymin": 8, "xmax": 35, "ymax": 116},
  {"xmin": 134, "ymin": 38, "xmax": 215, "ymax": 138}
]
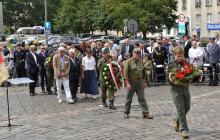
[
  {"xmin": 44, "ymin": 0, "xmax": 48, "ymax": 47},
  {"xmin": 0, "ymin": 2, "xmax": 3, "ymax": 35}
]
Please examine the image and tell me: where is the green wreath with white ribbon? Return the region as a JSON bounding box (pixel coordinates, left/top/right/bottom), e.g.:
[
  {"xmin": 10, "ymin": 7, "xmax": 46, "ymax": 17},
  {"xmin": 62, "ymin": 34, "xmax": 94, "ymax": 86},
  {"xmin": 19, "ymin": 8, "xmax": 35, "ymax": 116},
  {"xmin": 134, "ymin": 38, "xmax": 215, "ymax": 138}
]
[{"xmin": 102, "ymin": 62, "xmax": 123, "ymax": 93}]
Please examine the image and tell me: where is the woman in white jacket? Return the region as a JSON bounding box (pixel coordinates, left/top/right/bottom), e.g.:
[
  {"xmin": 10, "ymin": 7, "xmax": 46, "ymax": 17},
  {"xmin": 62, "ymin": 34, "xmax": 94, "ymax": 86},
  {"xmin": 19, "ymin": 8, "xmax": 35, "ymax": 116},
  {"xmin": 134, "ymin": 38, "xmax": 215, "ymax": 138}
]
[{"xmin": 188, "ymin": 41, "xmax": 205, "ymax": 67}]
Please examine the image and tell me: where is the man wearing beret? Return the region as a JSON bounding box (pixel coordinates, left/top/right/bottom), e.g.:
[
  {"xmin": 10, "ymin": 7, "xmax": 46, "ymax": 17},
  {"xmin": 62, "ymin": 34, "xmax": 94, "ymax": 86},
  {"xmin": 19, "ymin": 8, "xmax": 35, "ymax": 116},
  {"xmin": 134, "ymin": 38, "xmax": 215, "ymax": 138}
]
[
  {"xmin": 98, "ymin": 47, "xmax": 116, "ymax": 109},
  {"xmin": 124, "ymin": 47, "xmax": 153, "ymax": 119}
]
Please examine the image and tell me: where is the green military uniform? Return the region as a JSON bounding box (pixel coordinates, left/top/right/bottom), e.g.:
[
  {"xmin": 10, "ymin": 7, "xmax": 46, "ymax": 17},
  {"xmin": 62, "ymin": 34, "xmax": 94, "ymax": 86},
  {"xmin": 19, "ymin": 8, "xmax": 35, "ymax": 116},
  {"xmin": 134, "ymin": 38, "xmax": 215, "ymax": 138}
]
[
  {"xmin": 168, "ymin": 60, "xmax": 190, "ymax": 133},
  {"xmin": 45, "ymin": 53, "xmax": 56, "ymax": 94},
  {"xmin": 98, "ymin": 57, "xmax": 115, "ymax": 101},
  {"xmin": 143, "ymin": 60, "xmax": 153, "ymax": 86},
  {"xmin": 124, "ymin": 56, "xmax": 150, "ymax": 114}
]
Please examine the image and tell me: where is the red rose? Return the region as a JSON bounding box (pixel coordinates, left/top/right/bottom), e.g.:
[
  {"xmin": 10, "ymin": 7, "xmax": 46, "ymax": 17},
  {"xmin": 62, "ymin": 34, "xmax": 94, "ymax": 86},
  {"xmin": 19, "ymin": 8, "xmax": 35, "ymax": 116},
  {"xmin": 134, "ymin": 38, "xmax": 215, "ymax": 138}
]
[
  {"xmin": 184, "ymin": 66, "xmax": 193, "ymax": 75},
  {"xmin": 176, "ymin": 72, "xmax": 185, "ymax": 79}
]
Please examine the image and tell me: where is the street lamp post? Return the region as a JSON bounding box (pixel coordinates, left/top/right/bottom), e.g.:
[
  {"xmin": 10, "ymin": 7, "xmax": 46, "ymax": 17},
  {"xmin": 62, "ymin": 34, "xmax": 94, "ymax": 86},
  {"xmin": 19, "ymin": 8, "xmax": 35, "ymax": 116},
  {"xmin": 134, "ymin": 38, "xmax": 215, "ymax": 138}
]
[
  {"xmin": 0, "ymin": 2, "xmax": 3, "ymax": 35},
  {"xmin": 44, "ymin": 0, "xmax": 48, "ymax": 46}
]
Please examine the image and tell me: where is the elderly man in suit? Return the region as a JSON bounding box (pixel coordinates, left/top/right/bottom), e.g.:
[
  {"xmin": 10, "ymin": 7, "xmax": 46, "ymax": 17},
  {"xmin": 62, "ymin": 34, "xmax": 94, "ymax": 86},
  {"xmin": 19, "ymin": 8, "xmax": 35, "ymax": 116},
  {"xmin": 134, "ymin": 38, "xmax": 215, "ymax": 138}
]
[
  {"xmin": 206, "ymin": 37, "xmax": 220, "ymax": 86},
  {"xmin": 69, "ymin": 49, "xmax": 81, "ymax": 101},
  {"xmin": 26, "ymin": 45, "xmax": 40, "ymax": 96},
  {"xmin": 53, "ymin": 47, "xmax": 74, "ymax": 103},
  {"xmin": 139, "ymin": 42, "xmax": 149, "ymax": 59},
  {"xmin": 121, "ymin": 38, "xmax": 134, "ymax": 60}
]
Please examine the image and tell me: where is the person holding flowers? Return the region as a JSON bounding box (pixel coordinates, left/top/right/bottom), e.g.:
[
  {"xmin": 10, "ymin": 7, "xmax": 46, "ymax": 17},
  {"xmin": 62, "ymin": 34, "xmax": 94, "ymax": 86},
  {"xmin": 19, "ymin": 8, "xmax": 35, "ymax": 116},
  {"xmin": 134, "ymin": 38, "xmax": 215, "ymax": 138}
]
[
  {"xmin": 98, "ymin": 47, "xmax": 117, "ymax": 109},
  {"xmin": 168, "ymin": 47, "xmax": 202, "ymax": 139}
]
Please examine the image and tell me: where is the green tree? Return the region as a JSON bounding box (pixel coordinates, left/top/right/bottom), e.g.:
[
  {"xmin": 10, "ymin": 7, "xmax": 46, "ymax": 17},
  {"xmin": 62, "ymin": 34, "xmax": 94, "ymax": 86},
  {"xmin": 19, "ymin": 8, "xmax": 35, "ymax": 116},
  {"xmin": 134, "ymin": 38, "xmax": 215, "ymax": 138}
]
[
  {"xmin": 2, "ymin": 0, "xmax": 62, "ymax": 33},
  {"xmin": 100, "ymin": 0, "xmax": 177, "ymax": 39}
]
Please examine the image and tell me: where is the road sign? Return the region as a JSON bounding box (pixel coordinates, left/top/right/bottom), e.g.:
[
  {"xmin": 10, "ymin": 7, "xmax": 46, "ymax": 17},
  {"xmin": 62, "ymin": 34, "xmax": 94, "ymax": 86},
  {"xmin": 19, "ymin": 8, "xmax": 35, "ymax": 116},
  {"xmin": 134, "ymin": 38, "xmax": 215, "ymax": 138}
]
[
  {"xmin": 178, "ymin": 14, "xmax": 186, "ymax": 23},
  {"xmin": 178, "ymin": 22, "xmax": 186, "ymax": 35},
  {"xmin": 207, "ymin": 23, "xmax": 220, "ymax": 30},
  {"xmin": 127, "ymin": 19, "xmax": 138, "ymax": 33},
  {"xmin": 44, "ymin": 21, "xmax": 51, "ymax": 33}
]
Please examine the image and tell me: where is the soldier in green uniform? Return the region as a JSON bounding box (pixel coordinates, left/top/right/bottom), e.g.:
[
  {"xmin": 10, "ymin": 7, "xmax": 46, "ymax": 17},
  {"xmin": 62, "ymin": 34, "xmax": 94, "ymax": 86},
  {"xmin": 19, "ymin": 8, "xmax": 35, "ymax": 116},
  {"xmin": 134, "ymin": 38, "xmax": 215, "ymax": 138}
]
[
  {"xmin": 124, "ymin": 48, "xmax": 153, "ymax": 119},
  {"xmin": 98, "ymin": 47, "xmax": 116, "ymax": 109},
  {"xmin": 168, "ymin": 47, "xmax": 200, "ymax": 139},
  {"xmin": 45, "ymin": 51, "xmax": 56, "ymax": 94}
]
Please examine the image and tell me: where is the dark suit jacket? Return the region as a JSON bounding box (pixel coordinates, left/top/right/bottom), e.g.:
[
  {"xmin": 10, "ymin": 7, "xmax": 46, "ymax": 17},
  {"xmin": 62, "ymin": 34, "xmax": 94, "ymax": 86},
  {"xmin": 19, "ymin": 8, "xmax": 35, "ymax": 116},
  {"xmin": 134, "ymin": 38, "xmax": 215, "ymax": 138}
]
[
  {"xmin": 38, "ymin": 52, "xmax": 47, "ymax": 71},
  {"xmin": 69, "ymin": 58, "xmax": 81, "ymax": 80},
  {"xmin": 26, "ymin": 52, "xmax": 39, "ymax": 74},
  {"xmin": 184, "ymin": 41, "xmax": 191, "ymax": 58},
  {"xmin": 140, "ymin": 47, "xmax": 149, "ymax": 59},
  {"xmin": 121, "ymin": 44, "xmax": 134, "ymax": 59},
  {"xmin": 153, "ymin": 47, "xmax": 167, "ymax": 65}
]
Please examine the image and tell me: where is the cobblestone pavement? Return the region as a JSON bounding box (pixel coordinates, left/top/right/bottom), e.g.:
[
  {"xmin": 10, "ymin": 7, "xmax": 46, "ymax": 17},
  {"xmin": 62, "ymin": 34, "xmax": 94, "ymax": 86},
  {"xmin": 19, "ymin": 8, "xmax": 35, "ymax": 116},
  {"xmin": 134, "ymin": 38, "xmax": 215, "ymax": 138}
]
[{"xmin": 0, "ymin": 84, "xmax": 220, "ymax": 140}]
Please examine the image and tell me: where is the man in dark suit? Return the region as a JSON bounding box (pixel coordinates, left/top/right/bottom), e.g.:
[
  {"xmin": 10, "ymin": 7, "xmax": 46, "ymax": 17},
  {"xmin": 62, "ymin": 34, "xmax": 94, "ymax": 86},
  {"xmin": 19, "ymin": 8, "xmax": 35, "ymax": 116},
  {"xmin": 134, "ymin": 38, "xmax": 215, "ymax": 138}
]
[
  {"xmin": 121, "ymin": 38, "xmax": 134, "ymax": 60},
  {"xmin": 139, "ymin": 42, "xmax": 149, "ymax": 59},
  {"xmin": 69, "ymin": 49, "xmax": 81, "ymax": 101},
  {"xmin": 38, "ymin": 46, "xmax": 49, "ymax": 94},
  {"xmin": 14, "ymin": 43, "xmax": 27, "ymax": 78},
  {"xmin": 183, "ymin": 35, "xmax": 191, "ymax": 60},
  {"xmin": 26, "ymin": 45, "xmax": 40, "ymax": 96}
]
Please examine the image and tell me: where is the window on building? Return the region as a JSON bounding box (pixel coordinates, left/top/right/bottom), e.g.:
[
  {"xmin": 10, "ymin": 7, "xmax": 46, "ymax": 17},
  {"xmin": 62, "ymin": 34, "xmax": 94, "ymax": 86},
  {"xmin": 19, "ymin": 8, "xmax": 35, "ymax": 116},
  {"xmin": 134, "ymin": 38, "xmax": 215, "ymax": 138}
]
[
  {"xmin": 206, "ymin": 0, "xmax": 212, "ymax": 6},
  {"xmin": 196, "ymin": 14, "xmax": 201, "ymax": 24},
  {"xmin": 195, "ymin": 0, "xmax": 201, "ymax": 8},
  {"xmin": 207, "ymin": 13, "xmax": 212, "ymax": 23},
  {"xmin": 217, "ymin": 0, "xmax": 220, "ymax": 5},
  {"xmin": 182, "ymin": 0, "xmax": 186, "ymax": 10}
]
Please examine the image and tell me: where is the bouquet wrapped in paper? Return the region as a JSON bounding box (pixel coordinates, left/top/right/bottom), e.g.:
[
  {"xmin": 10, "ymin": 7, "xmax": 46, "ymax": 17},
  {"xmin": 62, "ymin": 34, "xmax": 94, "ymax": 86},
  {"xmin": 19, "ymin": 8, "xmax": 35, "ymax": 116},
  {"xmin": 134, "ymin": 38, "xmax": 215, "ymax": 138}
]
[{"xmin": 169, "ymin": 60, "xmax": 203, "ymax": 86}]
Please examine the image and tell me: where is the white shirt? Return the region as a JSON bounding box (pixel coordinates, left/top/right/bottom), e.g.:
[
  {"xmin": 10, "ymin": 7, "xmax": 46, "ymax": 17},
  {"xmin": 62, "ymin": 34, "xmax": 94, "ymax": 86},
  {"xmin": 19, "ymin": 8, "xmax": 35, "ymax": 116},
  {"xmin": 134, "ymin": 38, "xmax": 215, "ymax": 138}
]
[
  {"xmin": 147, "ymin": 46, "xmax": 154, "ymax": 54},
  {"xmin": 188, "ymin": 47, "xmax": 205, "ymax": 66},
  {"xmin": 215, "ymin": 39, "xmax": 220, "ymax": 46},
  {"xmin": 30, "ymin": 51, "xmax": 37, "ymax": 64},
  {"xmin": 126, "ymin": 45, "xmax": 129, "ymax": 54},
  {"xmin": 82, "ymin": 56, "xmax": 96, "ymax": 71},
  {"xmin": 112, "ymin": 44, "xmax": 119, "ymax": 56},
  {"xmin": 184, "ymin": 40, "xmax": 189, "ymax": 47}
]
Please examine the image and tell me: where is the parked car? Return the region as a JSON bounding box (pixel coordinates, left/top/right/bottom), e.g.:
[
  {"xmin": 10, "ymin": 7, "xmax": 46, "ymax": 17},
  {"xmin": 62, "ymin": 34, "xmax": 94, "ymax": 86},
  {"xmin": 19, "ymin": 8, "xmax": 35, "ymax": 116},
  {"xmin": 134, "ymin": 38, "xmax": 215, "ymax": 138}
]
[
  {"xmin": 0, "ymin": 35, "xmax": 6, "ymax": 42},
  {"xmin": 6, "ymin": 34, "xmax": 17, "ymax": 43}
]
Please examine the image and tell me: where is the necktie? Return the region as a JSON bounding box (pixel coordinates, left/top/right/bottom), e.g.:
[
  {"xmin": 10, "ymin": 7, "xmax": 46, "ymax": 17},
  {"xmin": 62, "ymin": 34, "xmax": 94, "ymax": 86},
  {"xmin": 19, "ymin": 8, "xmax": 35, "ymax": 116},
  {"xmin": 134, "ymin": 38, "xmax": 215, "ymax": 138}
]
[{"xmin": 141, "ymin": 49, "xmax": 144, "ymax": 59}]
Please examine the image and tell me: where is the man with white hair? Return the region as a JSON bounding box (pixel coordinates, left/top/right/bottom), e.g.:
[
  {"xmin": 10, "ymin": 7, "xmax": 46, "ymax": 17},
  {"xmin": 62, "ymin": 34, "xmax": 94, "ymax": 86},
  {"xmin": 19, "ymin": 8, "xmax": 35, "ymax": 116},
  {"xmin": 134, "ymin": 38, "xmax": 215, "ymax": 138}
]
[
  {"xmin": 215, "ymin": 32, "xmax": 220, "ymax": 46},
  {"xmin": 121, "ymin": 38, "xmax": 134, "ymax": 60},
  {"xmin": 69, "ymin": 49, "xmax": 81, "ymax": 101},
  {"xmin": 111, "ymin": 40, "xmax": 120, "ymax": 57},
  {"xmin": 26, "ymin": 45, "xmax": 40, "ymax": 96},
  {"xmin": 53, "ymin": 47, "xmax": 74, "ymax": 103}
]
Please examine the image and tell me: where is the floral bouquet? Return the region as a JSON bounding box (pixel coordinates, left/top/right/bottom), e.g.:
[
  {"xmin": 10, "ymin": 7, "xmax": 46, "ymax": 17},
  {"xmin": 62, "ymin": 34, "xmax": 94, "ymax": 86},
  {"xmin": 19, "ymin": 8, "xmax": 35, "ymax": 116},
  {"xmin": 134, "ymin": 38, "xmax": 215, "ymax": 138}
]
[
  {"xmin": 0, "ymin": 55, "xmax": 9, "ymax": 84},
  {"xmin": 102, "ymin": 62, "xmax": 123, "ymax": 93},
  {"xmin": 169, "ymin": 60, "xmax": 203, "ymax": 86}
]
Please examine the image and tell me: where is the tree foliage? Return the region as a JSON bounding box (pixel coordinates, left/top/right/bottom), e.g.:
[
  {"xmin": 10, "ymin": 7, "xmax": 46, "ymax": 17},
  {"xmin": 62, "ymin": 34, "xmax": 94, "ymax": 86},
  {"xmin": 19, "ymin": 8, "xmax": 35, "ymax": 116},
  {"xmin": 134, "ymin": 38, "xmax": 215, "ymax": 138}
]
[
  {"xmin": 2, "ymin": 0, "xmax": 177, "ymax": 36},
  {"xmin": 2, "ymin": 0, "xmax": 62, "ymax": 32}
]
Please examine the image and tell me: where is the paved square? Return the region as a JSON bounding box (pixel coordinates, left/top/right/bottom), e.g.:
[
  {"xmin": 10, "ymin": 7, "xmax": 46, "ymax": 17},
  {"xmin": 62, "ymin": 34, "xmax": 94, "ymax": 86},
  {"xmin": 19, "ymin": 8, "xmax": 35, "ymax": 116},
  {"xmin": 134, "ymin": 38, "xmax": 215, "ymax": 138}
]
[{"xmin": 0, "ymin": 85, "xmax": 220, "ymax": 140}]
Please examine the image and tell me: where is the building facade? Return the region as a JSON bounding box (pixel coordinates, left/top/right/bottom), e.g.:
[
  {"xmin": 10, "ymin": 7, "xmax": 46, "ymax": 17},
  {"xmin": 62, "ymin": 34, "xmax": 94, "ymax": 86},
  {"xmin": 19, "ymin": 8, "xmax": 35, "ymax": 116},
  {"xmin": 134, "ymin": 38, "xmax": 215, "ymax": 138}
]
[{"xmin": 177, "ymin": 0, "xmax": 220, "ymax": 38}]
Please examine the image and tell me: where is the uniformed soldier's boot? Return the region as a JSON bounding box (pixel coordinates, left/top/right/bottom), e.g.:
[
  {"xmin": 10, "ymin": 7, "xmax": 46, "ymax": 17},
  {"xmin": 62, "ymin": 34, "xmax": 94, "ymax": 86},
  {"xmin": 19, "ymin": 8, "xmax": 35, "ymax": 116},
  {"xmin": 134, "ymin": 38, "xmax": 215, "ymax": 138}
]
[
  {"xmin": 102, "ymin": 98, "xmax": 108, "ymax": 107},
  {"xmin": 173, "ymin": 119, "xmax": 180, "ymax": 132},
  {"xmin": 181, "ymin": 131, "xmax": 189, "ymax": 139},
  {"xmin": 109, "ymin": 100, "xmax": 116, "ymax": 110},
  {"xmin": 143, "ymin": 112, "xmax": 153, "ymax": 119}
]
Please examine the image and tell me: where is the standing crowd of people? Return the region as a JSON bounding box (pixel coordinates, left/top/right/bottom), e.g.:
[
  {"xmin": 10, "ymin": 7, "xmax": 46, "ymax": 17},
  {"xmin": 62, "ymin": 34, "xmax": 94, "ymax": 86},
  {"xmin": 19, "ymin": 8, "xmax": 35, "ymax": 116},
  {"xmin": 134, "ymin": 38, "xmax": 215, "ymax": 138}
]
[
  {"xmin": 0, "ymin": 33, "xmax": 219, "ymax": 100},
  {"xmin": 1, "ymin": 32, "xmax": 220, "ymax": 139}
]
